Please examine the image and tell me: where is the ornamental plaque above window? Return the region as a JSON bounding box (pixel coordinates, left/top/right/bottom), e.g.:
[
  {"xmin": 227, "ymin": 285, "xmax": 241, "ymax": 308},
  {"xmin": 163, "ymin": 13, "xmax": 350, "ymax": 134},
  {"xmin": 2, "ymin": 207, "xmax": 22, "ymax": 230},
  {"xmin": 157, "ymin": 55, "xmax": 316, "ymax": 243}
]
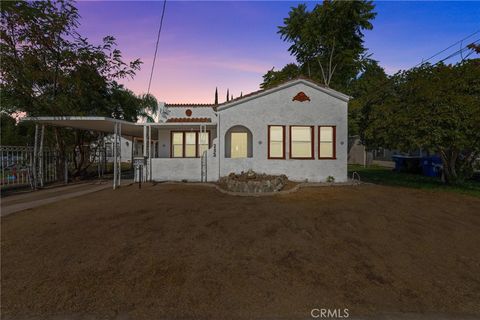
[
  {"xmin": 292, "ymin": 92, "xmax": 311, "ymax": 102},
  {"xmin": 185, "ymin": 109, "xmax": 192, "ymax": 117}
]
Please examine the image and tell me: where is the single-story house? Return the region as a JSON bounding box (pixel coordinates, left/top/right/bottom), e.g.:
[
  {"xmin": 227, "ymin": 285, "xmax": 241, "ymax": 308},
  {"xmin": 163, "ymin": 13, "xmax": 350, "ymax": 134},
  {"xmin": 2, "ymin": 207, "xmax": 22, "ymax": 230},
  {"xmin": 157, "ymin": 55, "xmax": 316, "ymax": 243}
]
[
  {"xmin": 151, "ymin": 78, "xmax": 350, "ymax": 182},
  {"xmin": 24, "ymin": 78, "xmax": 350, "ymax": 185}
]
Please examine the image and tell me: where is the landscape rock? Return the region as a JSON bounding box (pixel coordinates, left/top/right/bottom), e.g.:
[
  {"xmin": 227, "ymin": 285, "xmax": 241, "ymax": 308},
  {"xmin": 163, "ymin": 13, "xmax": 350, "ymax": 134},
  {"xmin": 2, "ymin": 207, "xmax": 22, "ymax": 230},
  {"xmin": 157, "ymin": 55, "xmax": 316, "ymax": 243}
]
[{"xmin": 219, "ymin": 170, "xmax": 289, "ymax": 193}]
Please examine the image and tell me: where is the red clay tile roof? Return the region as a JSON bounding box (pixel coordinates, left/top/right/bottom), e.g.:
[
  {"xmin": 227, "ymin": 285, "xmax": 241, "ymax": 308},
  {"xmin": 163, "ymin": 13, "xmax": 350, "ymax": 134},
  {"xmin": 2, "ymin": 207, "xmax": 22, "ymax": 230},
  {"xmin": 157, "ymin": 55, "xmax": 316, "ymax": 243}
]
[{"xmin": 166, "ymin": 117, "xmax": 211, "ymax": 123}]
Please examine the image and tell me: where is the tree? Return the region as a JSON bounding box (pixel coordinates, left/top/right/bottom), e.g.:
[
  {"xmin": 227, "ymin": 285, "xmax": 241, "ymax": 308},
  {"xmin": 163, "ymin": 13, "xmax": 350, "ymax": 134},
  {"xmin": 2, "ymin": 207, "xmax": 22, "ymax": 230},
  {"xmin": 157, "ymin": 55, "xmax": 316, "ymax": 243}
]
[
  {"xmin": 226, "ymin": 89, "xmax": 229, "ymax": 102},
  {"xmin": 1, "ymin": 0, "xmax": 142, "ymax": 117},
  {"xmin": 214, "ymin": 87, "xmax": 218, "ymax": 105},
  {"xmin": 272, "ymin": 1, "xmax": 376, "ymax": 91},
  {"xmin": 0, "ymin": 113, "xmax": 34, "ymax": 145},
  {"xmin": 348, "ymin": 60, "xmax": 389, "ymax": 136},
  {"xmin": 0, "ymin": 0, "xmax": 149, "ymax": 178},
  {"xmin": 362, "ymin": 60, "xmax": 480, "ymax": 183},
  {"xmin": 260, "ymin": 63, "xmax": 301, "ymax": 89},
  {"xmin": 467, "ymin": 43, "xmax": 480, "ymax": 54},
  {"xmin": 138, "ymin": 93, "xmax": 160, "ymax": 123}
]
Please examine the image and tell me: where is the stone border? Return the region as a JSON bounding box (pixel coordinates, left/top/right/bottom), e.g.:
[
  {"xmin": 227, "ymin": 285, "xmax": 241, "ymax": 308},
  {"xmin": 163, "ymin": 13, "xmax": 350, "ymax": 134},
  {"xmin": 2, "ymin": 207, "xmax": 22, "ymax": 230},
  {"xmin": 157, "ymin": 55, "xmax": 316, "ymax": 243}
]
[{"xmin": 159, "ymin": 180, "xmax": 362, "ymax": 197}]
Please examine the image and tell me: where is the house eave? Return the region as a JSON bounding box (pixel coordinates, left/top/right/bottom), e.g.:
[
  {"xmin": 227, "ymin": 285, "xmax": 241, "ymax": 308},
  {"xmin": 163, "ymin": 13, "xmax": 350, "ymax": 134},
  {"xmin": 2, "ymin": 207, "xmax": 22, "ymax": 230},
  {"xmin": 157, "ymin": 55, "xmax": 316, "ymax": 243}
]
[{"xmin": 217, "ymin": 79, "xmax": 350, "ymax": 112}]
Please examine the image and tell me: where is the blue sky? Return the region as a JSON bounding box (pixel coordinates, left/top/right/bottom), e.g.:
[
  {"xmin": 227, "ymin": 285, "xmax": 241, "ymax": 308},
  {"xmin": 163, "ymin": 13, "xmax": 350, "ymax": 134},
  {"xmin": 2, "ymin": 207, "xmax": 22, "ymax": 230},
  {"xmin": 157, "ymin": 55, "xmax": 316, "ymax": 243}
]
[{"xmin": 76, "ymin": 1, "xmax": 480, "ymax": 103}]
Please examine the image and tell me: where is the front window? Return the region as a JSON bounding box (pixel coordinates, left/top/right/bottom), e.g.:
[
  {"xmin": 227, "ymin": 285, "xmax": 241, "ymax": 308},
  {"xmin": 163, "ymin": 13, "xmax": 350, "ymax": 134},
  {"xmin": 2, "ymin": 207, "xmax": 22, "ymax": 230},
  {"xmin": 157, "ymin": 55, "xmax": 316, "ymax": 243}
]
[
  {"xmin": 290, "ymin": 126, "xmax": 313, "ymax": 159},
  {"xmin": 171, "ymin": 131, "xmax": 210, "ymax": 158},
  {"xmin": 268, "ymin": 125, "xmax": 285, "ymax": 159},
  {"xmin": 185, "ymin": 132, "xmax": 197, "ymax": 157},
  {"xmin": 319, "ymin": 126, "xmax": 336, "ymax": 159},
  {"xmin": 172, "ymin": 132, "xmax": 184, "ymax": 158},
  {"xmin": 231, "ymin": 132, "xmax": 248, "ymax": 158}
]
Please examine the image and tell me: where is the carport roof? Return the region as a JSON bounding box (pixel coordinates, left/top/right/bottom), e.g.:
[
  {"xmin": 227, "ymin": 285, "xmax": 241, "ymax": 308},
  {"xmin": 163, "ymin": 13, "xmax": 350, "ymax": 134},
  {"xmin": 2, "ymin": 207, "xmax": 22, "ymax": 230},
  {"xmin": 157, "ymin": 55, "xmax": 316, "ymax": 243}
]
[
  {"xmin": 22, "ymin": 116, "xmax": 145, "ymax": 137},
  {"xmin": 22, "ymin": 116, "xmax": 217, "ymax": 137}
]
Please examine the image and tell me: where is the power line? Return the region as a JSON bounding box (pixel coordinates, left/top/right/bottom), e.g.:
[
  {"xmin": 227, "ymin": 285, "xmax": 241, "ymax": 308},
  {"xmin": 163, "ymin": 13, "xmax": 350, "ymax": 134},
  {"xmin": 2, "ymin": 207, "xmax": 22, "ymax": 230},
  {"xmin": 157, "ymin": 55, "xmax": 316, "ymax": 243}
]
[
  {"xmin": 147, "ymin": 0, "xmax": 167, "ymax": 96},
  {"xmin": 435, "ymin": 38, "xmax": 479, "ymax": 65},
  {"xmin": 365, "ymin": 37, "xmax": 479, "ymax": 102},
  {"xmin": 414, "ymin": 29, "xmax": 480, "ymax": 67}
]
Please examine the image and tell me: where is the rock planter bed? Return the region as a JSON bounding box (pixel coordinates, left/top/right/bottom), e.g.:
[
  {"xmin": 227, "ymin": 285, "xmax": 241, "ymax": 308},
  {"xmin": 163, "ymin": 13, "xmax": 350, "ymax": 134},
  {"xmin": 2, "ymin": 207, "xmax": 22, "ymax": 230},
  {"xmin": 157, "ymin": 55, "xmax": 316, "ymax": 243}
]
[{"xmin": 219, "ymin": 170, "xmax": 289, "ymax": 193}]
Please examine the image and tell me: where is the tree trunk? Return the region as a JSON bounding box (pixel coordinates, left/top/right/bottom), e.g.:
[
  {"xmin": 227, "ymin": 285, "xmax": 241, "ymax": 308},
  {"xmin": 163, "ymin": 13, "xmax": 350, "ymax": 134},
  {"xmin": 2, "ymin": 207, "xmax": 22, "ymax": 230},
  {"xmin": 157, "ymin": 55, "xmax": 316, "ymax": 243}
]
[
  {"xmin": 439, "ymin": 148, "xmax": 459, "ymax": 184},
  {"xmin": 54, "ymin": 127, "xmax": 67, "ymax": 183}
]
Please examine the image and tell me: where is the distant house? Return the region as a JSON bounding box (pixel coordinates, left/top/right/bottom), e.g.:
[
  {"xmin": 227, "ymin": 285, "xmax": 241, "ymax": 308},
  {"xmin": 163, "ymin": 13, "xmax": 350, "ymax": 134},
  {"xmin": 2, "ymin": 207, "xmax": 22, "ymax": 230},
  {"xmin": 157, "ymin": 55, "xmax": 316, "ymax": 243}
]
[{"xmin": 104, "ymin": 135, "xmax": 133, "ymax": 163}]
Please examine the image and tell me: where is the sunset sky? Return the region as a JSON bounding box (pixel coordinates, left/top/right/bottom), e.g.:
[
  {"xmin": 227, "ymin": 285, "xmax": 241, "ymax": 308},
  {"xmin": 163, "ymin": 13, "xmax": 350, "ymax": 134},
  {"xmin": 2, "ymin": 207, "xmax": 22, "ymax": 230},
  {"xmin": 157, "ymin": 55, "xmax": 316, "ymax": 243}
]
[{"xmin": 76, "ymin": 1, "xmax": 480, "ymax": 104}]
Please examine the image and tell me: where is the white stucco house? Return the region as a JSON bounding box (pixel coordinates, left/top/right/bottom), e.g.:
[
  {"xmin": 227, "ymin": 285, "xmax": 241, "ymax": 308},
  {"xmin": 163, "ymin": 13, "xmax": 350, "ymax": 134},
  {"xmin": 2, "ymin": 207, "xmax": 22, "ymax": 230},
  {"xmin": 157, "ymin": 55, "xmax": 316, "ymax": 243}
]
[
  {"xmin": 147, "ymin": 78, "xmax": 350, "ymax": 182},
  {"xmin": 25, "ymin": 78, "xmax": 350, "ymax": 185}
]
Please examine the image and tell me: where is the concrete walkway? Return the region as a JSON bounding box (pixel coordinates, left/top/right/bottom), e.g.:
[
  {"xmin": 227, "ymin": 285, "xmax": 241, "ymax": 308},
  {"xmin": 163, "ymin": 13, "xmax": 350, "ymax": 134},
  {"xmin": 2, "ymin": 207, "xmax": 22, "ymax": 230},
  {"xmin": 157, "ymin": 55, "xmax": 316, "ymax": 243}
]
[{"xmin": 1, "ymin": 180, "xmax": 132, "ymax": 217}]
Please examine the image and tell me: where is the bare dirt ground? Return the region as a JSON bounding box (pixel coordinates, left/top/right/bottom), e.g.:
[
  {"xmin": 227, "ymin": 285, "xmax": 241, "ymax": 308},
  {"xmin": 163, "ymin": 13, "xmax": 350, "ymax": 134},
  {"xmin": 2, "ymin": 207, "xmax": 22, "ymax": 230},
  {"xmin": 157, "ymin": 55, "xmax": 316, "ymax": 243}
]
[{"xmin": 1, "ymin": 183, "xmax": 480, "ymax": 319}]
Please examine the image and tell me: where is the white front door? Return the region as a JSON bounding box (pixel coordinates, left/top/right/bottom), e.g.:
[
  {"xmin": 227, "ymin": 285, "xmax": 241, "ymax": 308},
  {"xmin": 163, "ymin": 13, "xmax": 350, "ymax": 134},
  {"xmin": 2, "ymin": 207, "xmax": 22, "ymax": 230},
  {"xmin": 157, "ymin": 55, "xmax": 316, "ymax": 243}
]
[{"xmin": 231, "ymin": 132, "xmax": 248, "ymax": 158}]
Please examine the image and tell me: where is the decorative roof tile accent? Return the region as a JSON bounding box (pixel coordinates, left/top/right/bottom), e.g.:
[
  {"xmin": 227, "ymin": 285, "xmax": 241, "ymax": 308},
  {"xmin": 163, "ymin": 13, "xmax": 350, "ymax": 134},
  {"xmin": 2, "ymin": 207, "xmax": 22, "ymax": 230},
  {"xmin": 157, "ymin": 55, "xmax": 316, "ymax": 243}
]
[
  {"xmin": 166, "ymin": 117, "xmax": 211, "ymax": 123},
  {"xmin": 292, "ymin": 91, "xmax": 311, "ymax": 102}
]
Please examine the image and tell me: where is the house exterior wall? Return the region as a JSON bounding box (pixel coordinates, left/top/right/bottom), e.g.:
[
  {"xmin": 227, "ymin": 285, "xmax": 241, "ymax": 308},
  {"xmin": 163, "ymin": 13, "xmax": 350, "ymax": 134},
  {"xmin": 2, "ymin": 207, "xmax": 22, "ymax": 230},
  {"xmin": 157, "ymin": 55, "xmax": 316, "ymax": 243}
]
[
  {"xmin": 162, "ymin": 106, "xmax": 216, "ymax": 120},
  {"xmin": 157, "ymin": 129, "xmax": 171, "ymax": 158},
  {"xmin": 155, "ymin": 128, "xmax": 217, "ymax": 159},
  {"xmin": 218, "ymin": 82, "xmax": 348, "ymax": 182},
  {"xmin": 151, "ymin": 138, "xmax": 219, "ymax": 182}
]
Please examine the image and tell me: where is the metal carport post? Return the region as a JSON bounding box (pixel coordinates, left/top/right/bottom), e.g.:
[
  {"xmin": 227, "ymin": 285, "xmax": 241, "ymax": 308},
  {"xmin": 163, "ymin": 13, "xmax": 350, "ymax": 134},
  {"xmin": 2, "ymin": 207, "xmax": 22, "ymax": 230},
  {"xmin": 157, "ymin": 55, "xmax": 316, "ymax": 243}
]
[
  {"xmin": 113, "ymin": 122, "xmax": 117, "ymax": 190},
  {"xmin": 22, "ymin": 116, "xmax": 145, "ymax": 191},
  {"xmin": 113, "ymin": 122, "xmax": 122, "ymax": 190},
  {"xmin": 149, "ymin": 125, "xmax": 152, "ymax": 182}
]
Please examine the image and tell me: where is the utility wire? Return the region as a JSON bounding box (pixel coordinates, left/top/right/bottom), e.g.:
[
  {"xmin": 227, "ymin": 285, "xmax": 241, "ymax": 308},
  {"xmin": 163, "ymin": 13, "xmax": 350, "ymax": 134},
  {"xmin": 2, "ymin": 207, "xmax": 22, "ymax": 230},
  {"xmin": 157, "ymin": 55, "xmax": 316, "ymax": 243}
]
[
  {"xmin": 414, "ymin": 29, "xmax": 480, "ymax": 67},
  {"xmin": 147, "ymin": 0, "xmax": 167, "ymax": 96},
  {"xmin": 435, "ymin": 38, "xmax": 479, "ymax": 65},
  {"xmin": 363, "ymin": 36, "xmax": 479, "ymax": 102}
]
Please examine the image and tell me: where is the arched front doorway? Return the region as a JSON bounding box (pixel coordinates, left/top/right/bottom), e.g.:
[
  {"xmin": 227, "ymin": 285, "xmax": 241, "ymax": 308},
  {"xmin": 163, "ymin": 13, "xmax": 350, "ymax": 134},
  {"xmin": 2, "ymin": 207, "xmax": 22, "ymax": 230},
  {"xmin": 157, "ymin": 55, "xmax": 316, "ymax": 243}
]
[{"xmin": 224, "ymin": 125, "xmax": 253, "ymax": 158}]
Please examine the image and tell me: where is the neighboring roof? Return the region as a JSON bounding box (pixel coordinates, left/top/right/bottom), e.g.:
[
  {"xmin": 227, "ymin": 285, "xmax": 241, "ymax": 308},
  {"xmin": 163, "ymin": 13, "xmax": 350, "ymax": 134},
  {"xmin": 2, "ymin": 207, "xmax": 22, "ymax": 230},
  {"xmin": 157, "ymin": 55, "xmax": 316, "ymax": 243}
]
[
  {"xmin": 166, "ymin": 117, "xmax": 211, "ymax": 123},
  {"xmin": 217, "ymin": 77, "xmax": 351, "ymax": 111},
  {"xmin": 165, "ymin": 103, "xmax": 215, "ymax": 108},
  {"xmin": 22, "ymin": 116, "xmax": 145, "ymax": 137}
]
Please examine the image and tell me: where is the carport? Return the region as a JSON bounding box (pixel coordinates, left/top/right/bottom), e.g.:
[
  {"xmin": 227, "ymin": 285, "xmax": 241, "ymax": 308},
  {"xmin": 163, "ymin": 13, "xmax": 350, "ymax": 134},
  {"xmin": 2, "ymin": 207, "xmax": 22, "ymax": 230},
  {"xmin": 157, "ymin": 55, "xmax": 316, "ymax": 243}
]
[{"xmin": 22, "ymin": 116, "xmax": 153, "ymax": 190}]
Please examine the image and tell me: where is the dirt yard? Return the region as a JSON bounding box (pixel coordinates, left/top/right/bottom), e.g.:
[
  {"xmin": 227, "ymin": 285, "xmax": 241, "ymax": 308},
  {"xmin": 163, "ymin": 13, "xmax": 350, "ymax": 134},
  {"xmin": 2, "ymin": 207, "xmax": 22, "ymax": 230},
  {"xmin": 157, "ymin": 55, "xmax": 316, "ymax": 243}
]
[{"xmin": 1, "ymin": 183, "xmax": 480, "ymax": 319}]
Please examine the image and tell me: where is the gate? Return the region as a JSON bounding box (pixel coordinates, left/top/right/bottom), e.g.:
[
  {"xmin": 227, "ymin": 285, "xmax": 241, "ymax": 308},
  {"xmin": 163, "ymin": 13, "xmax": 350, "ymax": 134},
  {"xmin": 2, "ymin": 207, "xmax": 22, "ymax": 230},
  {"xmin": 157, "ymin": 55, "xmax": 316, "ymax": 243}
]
[{"xmin": 0, "ymin": 146, "xmax": 59, "ymax": 189}]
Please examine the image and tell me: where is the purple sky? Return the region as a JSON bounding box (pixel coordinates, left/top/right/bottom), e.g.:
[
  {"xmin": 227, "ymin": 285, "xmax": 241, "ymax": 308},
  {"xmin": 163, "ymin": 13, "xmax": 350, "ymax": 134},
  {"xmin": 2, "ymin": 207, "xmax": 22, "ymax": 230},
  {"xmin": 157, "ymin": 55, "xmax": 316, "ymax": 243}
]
[{"xmin": 76, "ymin": 1, "xmax": 480, "ymax": 104}]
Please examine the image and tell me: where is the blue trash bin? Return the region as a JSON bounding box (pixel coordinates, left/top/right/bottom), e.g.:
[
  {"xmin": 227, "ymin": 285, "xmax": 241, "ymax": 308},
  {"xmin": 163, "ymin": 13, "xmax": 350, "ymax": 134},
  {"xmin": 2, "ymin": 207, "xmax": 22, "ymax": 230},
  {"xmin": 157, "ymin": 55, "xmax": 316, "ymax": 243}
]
[
  {"xmin": 422, "ymin": 156, "xmax": 442, "ymax": 177},
  {"xmin": 392, "ymin": 155, "xmax": 422, "ymax": 173}
]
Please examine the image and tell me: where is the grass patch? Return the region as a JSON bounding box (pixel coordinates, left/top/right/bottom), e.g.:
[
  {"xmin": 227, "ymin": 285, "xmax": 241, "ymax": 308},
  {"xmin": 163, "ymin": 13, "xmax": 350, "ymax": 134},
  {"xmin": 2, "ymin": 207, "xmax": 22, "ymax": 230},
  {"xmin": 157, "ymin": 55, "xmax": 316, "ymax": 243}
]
[{"xmin": 348, "ymin": 164, "xmax": 480, "ymax": 198}]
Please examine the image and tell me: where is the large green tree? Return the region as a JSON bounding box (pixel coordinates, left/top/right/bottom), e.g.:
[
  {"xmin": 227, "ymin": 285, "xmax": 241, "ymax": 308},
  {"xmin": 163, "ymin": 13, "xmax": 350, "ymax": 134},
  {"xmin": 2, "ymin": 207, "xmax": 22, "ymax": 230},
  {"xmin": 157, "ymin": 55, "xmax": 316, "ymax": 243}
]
[
  {"xmin": 0, "ymin": 0, "xmax": 142, "ymax": 116},
  {"xmin": 348, "ymin": 60, "xmax": 389, "ymax": 136},
  {"xmin": 0, "ymin": 0, "xmax": 158, "ymax": 177},
  {"xmin": 362, "ymin": 60, "xmax": 480, "ymax": 183},
  {"xmin": 262, "ymin": 1, "xmax": 376, "ymax": 91}
]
